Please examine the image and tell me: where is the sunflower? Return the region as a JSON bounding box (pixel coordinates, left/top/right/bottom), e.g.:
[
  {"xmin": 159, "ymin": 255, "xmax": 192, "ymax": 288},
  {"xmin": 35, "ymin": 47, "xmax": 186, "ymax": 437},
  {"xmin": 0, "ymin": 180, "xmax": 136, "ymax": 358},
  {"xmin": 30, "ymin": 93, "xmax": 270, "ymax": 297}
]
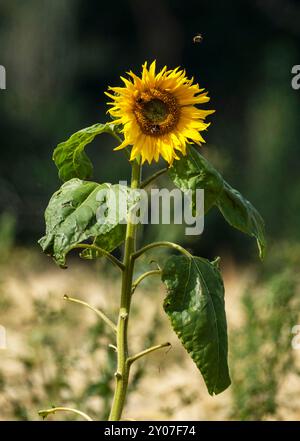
[{"xmin": 105, "ymin": 61, "xmax": 214, "ymax": 165}]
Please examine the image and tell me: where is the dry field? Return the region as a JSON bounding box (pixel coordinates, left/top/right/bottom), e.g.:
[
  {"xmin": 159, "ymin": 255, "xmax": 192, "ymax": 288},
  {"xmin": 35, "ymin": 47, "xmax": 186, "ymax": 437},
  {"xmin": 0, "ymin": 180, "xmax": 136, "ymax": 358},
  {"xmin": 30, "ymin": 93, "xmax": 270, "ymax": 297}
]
[{"xmin": 0, "ymin": 247, "xmax": 300, "ymax": 421}]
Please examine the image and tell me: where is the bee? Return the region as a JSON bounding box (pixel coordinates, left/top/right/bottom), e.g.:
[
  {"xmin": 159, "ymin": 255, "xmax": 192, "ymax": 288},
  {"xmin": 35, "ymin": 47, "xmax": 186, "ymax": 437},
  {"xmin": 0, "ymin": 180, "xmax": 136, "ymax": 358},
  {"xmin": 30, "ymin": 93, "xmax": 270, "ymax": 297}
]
[
  {"xmin": 193, "ymin": 33, "xmax": 203, "ymax": 44},
  {"xmin": 150, "ymin": 124, "xmax": 160, "ymax": 134}
]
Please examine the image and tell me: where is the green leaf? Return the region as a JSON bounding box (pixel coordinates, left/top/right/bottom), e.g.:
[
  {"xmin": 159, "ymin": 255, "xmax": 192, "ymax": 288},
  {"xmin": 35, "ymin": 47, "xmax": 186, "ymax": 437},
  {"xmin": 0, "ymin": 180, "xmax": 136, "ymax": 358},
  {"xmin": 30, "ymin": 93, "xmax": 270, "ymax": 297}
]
[
  {"xmin": 53, "ymin": 123, "xmax": 120, "ymax": 182},
  {"xmin": 162, "ymin": 254, "xmax": 231, "ymax": 395},
  {"xmin": 38, "ymin": 178, "xmax": 133, "ymax": 266},
  {"xmin": 217, "ymin": 182, "xmax": 266, "ymax": 259},
  {"xmin": 168, "ymin": 147, "xmax": 224, "ymax": 213},
  {"xmin": 168, "ymin": 147, "xmax": 266, "ymax": 258},
  {"xmin": 80, "ymin": 224, "xmax": 126, "ymax": 260}
]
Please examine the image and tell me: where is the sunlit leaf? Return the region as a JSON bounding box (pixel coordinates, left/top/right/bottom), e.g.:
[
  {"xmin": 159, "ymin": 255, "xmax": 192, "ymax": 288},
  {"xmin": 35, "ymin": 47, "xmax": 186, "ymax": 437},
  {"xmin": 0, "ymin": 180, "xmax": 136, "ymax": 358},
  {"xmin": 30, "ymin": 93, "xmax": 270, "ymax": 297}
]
[
  {"xmin": 80, "ymin": 225, "xmax": 126, "ymax": 260},
  {"xmin": 53, "ymin": 123, "xmax": 120, "ymax": 182},
  {"xmin": 168, "ymin": 147, "xmax": 224, "ymax": 213},
  {"xmin": 217, "ymin": 182, "xmax": 266, "ymax": 259},
  {"xmin": 169, "ymin": 147, "xmax": 266, "ymax": 258},
  {"xmin": 39, "ymin": 178, "xmax": 133, "ymax": 266}
]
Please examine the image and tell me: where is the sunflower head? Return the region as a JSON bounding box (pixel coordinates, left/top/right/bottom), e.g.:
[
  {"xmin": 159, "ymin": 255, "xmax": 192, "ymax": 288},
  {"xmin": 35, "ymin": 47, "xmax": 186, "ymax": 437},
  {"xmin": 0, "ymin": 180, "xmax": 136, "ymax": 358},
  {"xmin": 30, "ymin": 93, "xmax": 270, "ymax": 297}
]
[{"xmin": 106, "ymin": 61, "xmax": 214, "ymax": 165}]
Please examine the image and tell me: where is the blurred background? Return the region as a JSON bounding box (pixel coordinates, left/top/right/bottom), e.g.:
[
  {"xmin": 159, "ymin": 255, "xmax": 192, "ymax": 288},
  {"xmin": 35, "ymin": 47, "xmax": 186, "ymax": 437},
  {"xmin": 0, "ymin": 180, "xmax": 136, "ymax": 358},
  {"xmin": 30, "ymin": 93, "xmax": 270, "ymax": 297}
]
[{"xmin": 0, "ymin": 0, "xmax": 300, "ymax": 421}]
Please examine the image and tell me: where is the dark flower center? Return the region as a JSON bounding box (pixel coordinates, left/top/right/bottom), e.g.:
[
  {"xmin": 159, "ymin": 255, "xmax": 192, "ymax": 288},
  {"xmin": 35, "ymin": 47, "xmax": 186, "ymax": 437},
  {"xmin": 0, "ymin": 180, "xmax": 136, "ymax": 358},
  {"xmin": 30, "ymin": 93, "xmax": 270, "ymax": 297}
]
[
  {"xmin": 142, "ymin": 99, "xmax": 168, "ymax": 123},
  {"xmin": 134, "ymin": 89, "xmax": 180, "ymax": 137}
]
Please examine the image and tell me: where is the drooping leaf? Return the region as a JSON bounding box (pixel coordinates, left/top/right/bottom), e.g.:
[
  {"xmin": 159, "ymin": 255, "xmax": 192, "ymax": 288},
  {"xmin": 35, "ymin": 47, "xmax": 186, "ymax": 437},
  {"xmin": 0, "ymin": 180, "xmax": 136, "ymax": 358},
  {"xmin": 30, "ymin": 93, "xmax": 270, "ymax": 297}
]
[
  {"xmin": 168, "ymin": 147, "xmax": 224, "ymax": 213},
  {"xmin": 38, "ymin": 178, "xmax": 134, "ymax": 266},
  {"xmin": 217, "ymin": 182, "xmax": 266, "ymax": 259},
  {"xmin": 168, "ymin": 147, "xmax": 266, "ymax": 258},
  {"xmin": 162, "ymin": 254, "xmax": 231, "ymax": 395},
  {"xmin": 53, "ymin": 123, "xmax": 120, "ymax": 182},
  {"xmin": 80, "ymin": 224, "xmax": 126, "ymax": 260}
]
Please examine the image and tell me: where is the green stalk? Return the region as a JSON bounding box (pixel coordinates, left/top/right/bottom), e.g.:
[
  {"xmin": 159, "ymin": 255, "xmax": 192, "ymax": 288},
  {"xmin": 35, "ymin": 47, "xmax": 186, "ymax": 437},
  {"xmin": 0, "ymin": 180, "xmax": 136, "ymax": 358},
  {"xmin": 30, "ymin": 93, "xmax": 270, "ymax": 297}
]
[{"xmin": 108, "ymin": 158, "xmax": 141, "ymax": 421}]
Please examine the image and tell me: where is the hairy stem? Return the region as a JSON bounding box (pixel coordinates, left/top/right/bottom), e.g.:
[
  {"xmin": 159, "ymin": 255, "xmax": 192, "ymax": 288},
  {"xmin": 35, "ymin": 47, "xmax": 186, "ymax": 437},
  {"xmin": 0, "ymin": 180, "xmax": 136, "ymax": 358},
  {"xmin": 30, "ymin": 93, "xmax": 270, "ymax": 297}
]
[
  {"xmin": 127, "ymin": 342, "xmax": 171, "ymax": 365},
  {"xmin": 69, "ymin": 243, "xmax": 125, "ymax": 271},
  {"xmin": 140, "ymin": 167, "xmax": 168, "ymax": 189},
  {"xmin": 131, "ymin": 269, "xmax": 162, "ymax": 294},
  {"xmin": 63, "ymin": 294, "xmax": 117, "ymax": 333},
  {"xmin": 38, "ymin": 407, "xmax": 93, "ymax": 421},
  {"xmin": 132, "ymin": 241, "xmax": 192, "ymax": 261},
  {"xmin": 108, "ymin": 158, "xmax": 141, "ymax": 421}
]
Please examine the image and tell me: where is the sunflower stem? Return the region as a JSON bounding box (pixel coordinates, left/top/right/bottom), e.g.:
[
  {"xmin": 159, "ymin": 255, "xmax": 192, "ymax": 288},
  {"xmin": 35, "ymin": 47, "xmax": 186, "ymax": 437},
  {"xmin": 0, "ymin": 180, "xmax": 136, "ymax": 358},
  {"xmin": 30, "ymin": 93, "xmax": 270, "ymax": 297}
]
[
  {"xmin": 132, "ymin": 240, "xmax": 192, "ymax": 261},
  {"xmin": 69, "ymin": 243, "xmax": 125, "ymax": 271},
  {"xmin": 131, "ymin": 269, "xmax": 162, "ymax": 294},
  {"xmin": 63, "ymin": 294, "xmax": 117, "ymax": 333},
  {"xmin": 127, "ymin": 342, "xmax": 171, "ymax": 365},
  {"xmin": 108, "ymin": 158, "xmax": 141, "ymax": 421},
  {"xmin": 38, "ymin": 407, "xmax": 93, "ymax": 421},
  {"xmin": 140, "ymin": 167, "xmax": 168, "ymax": 189}
]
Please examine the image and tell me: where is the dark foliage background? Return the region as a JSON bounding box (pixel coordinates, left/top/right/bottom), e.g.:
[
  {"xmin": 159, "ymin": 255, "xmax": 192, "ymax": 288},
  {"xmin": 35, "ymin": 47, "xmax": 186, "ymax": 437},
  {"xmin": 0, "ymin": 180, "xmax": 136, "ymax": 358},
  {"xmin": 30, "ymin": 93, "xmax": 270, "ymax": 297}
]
[{"xmin": 0, "ymin": 0, "xmax": 299, "ymax": 259}]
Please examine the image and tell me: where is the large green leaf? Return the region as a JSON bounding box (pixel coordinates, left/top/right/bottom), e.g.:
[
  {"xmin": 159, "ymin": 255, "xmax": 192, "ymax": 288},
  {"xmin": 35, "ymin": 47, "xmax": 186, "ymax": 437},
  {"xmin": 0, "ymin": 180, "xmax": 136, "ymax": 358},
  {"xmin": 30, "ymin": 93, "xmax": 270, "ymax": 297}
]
[
  {"xmin": 168, "ymin": 147, "xmax": 224, "ymax": 213},
  {"xmin": 168, "ymin": 147, "xmax": 266, "ymax": 258},
  {"xmin": 162, "ymin": 255, "xmax": 231, "ymax": 395},
  {"xmin": 53, "ymin": 123, "xmax": 120, "ymax": 182},
  {"xmin": 217, "ymin": 182, "xmax": 266, "ymax": 259},
  {"xmin": 39, "ymin": 178, "xmax": 132, "ymax": 266}
]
